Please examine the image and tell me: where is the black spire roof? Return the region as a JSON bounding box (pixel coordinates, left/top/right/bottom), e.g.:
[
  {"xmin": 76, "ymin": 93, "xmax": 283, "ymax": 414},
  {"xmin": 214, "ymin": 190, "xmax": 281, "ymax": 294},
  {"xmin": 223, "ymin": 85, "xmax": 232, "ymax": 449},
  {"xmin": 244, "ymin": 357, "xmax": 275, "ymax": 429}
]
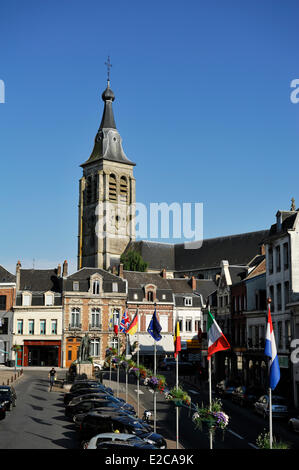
[{"xmin": 81, "ymin": 81, "xmax": 135, "ymax": 167}]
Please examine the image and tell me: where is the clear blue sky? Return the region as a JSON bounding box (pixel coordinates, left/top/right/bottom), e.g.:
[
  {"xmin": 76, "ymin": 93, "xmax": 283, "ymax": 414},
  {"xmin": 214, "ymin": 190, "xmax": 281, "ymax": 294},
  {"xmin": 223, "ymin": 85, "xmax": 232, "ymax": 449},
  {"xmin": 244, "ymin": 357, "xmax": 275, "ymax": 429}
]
[{"xmin": 1, "ymin": 0, "xmax": 299, "ymax": 274}]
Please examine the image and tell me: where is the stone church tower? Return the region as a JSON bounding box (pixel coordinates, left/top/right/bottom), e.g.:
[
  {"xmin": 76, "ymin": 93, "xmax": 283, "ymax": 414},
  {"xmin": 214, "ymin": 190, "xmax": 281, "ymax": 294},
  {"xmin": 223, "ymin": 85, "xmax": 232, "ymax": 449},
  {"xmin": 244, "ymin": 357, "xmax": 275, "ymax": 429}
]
[{"xmin": 78, "ymin": 80, "xmax": 136, "ymax": 270}]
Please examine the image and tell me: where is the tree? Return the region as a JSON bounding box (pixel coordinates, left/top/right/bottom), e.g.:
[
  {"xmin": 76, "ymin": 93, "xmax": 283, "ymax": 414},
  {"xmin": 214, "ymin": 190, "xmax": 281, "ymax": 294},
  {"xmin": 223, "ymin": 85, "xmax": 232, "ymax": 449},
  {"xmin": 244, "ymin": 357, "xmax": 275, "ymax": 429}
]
[{"xmin": 120, "ymin": 250, "xmax": 148, "ymax": 272}]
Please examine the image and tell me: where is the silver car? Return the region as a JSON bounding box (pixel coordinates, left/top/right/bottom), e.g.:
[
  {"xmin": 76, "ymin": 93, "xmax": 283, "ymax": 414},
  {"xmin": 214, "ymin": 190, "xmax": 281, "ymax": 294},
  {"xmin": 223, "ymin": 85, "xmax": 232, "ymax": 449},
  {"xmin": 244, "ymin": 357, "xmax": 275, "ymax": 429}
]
[
  {"xmin": 84, "ymin": 432, "xmax": 144, "ymax": 449},
  {"xmin": 254, "ymin": 395, "xmax": 288, "ymax": 419}
]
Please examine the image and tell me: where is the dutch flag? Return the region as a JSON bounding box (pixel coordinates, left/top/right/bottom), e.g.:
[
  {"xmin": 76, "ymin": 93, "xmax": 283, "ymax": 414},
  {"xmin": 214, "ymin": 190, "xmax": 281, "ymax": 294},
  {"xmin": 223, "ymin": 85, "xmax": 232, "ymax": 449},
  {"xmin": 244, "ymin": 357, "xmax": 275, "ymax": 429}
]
[{"xmin": 264, "ymin": 304, "xmax": 280, "ymax": 390}]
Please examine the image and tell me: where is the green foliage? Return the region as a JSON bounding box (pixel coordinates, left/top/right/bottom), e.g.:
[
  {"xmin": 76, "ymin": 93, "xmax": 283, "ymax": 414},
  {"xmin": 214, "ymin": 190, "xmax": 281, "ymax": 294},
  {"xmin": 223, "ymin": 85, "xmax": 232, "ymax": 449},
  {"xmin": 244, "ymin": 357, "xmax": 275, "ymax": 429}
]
[
  {"xmin": 256, "ymin": 430, "xmax": 291, "ymax": 449},
  {"xmin": 120, "ymin": 250, "xmax": 148, "ymax": 272}
]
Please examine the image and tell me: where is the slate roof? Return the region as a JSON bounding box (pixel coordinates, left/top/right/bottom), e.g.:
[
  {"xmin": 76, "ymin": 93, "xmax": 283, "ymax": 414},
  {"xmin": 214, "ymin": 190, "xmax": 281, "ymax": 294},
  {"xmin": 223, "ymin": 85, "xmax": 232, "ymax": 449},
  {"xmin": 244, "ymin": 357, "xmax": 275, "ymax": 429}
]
[
  {"xmin": 263, "ymin": 211, "xmax": 298, "ymax": 242},
  {"xmin": 123, "ymin": 271, "xmax": 174, "ymax": 303},
  {"xmin": 167, "ymin": 278, "xmax": 217, "ymax": 308},
  {"xmin": 65, "ymin": 267, "xmax": 127, "ymax": 293},
  {"xmin": 129, "ymin": 230, "xmax": 268, "ymax": 273},
  {"xmin": 19, "ymin": 269, "xmax": 61, "ymax": 293},
  {"xmin": 0, "ymin": 266, "xmax": 16, "ymax": 283}
]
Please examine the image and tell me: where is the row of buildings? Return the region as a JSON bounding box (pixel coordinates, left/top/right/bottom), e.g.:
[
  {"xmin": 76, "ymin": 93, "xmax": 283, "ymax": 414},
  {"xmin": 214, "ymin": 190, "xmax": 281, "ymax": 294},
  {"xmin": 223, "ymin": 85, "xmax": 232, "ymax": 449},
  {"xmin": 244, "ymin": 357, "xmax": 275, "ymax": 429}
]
[{"xmin": 1, "ymin": 202, "xmax": 299, "ymax": 406}]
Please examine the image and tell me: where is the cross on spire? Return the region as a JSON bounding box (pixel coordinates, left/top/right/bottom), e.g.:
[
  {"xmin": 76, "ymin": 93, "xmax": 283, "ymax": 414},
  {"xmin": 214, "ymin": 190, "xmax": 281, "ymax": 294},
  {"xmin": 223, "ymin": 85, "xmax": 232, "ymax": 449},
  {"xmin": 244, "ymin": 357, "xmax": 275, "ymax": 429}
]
[{"xmin": 105, "ymin": 56, "xmax": 112, "ymax": 84}]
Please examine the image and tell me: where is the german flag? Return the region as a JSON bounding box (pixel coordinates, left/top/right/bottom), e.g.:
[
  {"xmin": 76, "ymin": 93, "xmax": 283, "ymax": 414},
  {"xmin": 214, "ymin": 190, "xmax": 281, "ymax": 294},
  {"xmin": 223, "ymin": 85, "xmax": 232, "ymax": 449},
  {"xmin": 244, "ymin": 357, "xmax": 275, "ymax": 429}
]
[
  {"xmin": 174, "ymin": 321, "xmax": 181, "ymax": 358},
  {"xmin": 126, "ymin": 310, "xmax": 138, "ymax": 335}
]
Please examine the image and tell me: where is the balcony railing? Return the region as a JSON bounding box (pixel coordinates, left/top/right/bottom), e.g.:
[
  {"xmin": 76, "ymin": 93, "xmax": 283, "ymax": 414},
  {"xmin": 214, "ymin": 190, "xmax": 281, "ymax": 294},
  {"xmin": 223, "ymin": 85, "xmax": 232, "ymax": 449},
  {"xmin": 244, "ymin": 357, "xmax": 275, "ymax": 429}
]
[
  {"xmin": 89, "ymin": 323, "xmax": 102, "ymax": 331},
  {"xmin": 68, "ymin": 323, "xmax": 82, "ymax": 331}
]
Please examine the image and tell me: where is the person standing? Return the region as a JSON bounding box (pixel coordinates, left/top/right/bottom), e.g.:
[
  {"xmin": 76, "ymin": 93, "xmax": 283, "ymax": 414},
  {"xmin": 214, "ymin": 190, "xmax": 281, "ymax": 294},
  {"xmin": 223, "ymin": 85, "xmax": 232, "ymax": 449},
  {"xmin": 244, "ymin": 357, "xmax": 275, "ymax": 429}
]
[{"xmin": 48, "ymin": 368, "xmax": 56, "ymax": 390}]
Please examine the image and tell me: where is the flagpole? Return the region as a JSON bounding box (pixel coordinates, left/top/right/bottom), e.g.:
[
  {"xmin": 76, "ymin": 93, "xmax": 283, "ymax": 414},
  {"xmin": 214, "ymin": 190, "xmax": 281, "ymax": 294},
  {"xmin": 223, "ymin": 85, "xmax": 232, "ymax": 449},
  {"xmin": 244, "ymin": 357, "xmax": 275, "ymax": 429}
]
[
  {"xmin": 208, "ymin": 357, "xmax": 213, "ymax": 450},
  {"xmin": 267, "ymin": 297, "xmax": 273, "ymax": 449},
  {"xmin": 117, "ymin": 312, "xmax": 120, "ymax": 398},
  {"xmin": 137, "ymin": 309, "xmax": 140, "ymax": 417},
  {"xmin": 176, "ymin": 349, "xmax": 179, "ymax": 449},
  {"xmin": 154, "ymin": 339, "xmax": 157, "ymax": 433},
  {"xmin": 125, "ymin": 332, "xmax": 128, "ymax": 404}
]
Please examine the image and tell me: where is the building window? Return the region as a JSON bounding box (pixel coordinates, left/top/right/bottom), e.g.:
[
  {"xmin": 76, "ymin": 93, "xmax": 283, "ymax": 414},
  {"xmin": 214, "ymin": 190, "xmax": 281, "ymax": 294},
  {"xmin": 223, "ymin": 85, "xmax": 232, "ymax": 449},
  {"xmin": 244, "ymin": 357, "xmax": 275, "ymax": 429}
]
[
  {"xmin": 71, "ymin": 308, "xmax": 80, "ymax": 328},
  {"xmin": 185, "ymin": 318, "xmax": 192, "ymax": 332},
  {"xmin": 40, "ymin": 320, "xmax": 46, "ymax": 335},
  {"xmin": 90, "ymin": 339, "xmax": 100, "ymax": 357},
  {"xmin": 147, "ymin": 291, "xmax": 154, "ymax": 302},
  {"xmin": 276, "ymin": 246, "xmax": 281, "ymax": 272},
  {"xmin": 17, "ymin": 320, "xmax": 23, "ymax": 335},
  {"xmin": 120, "ymin": 176, "xmax": 128, "ymax": 203},
  {"xmin": 184, "ymin": 297, "xmax": 192, "ymax": 306},
  {"xmin": 178, "ymin": 319, "xmax": 183, "ymax": 332},
  {"xmin": 283, "ymin": 243, "xmax": 289, "ymax": 270},
  {"xmin": 277, "ymin": 284, "xmax": 282, "ymax": 311},
  {"xmin": 73, "ymin": 281, "xmax": 79, "ymax": 291},
  {"xmin": 109, "ymin": 174, "xmax": 117, "ymax": 201},
  {"xmin": 0, "ymin": 296, "xmax": 6, "ymax": 310},
  {"xmin": 269, "ymin": 248, "xmax": 273, "ymax": 274},
  {"xmin": 45, "ymin": 293, "xmax": 54, "ymax": 306},
  {"xmin": 160, "ymin": 315, "xmax": 168, "ymax": 332},
  {"xmin": 194, "ymin": 319, "xmax": 200, "ymax": 331},
  {"xmin": 269, "ymin": 286, "xmax": 274, "ymax": 311},
  {"xmin": 51, "ymin": 320, "xmax": 57, "ymax": 334},
  {"xmin": 133, "ymin": 293, "xmax": 138, "ymax": 300},
  {"xmin": 109, "ymin": 337, "xmax": 119, "ymax": 350},
  {"xmin": 278, "ymin": 322, "xmax": 283, "ymax": 349},
  {"xmin": 112, "ymin": 282, "xmax": 118, "ymax": 293},
  {"xmin": 23, "ymin": 294, "xmax": 31, "ymax": 307},
  {"xmin": 93, "ymin": 281, "xmax": 100, "ymax": 295},
  {"xmin": 91, "ymin": 308, "xmax": 101, "ymax": 328},
  {"xmin": 285, "ymin": 320, "xmax": 291, "ymax": 348},
  {"xmin": 0, "ymin": 317, "xmax": 8, "ymax": 334},
  {"xmin": 284, "ymin": 281, "xmax": 289, "ymax": 306},
  {"xmin": 28, "ymin": 320, "xmax": 35, "ymax": 335}
]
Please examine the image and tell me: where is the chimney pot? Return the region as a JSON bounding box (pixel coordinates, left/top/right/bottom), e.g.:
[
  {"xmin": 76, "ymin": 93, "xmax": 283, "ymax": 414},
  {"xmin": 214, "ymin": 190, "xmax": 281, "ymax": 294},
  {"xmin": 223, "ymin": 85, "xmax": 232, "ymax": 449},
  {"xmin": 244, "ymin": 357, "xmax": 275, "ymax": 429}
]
[
  {"xmin": 119, "ymin": 263, "xmax": 124, "ymax": 278},
  {"xmin": 63, "ymin": 260, "xmax": 68, "ymax": 277}
]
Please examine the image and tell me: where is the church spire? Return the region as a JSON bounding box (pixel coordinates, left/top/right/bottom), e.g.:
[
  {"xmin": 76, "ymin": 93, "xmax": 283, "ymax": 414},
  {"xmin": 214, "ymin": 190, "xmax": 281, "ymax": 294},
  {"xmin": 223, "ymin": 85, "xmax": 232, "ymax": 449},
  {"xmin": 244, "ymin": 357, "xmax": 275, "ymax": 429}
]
[{"xmin": 99, "ymin": 56, "xmax": 117, "ymax": 129}]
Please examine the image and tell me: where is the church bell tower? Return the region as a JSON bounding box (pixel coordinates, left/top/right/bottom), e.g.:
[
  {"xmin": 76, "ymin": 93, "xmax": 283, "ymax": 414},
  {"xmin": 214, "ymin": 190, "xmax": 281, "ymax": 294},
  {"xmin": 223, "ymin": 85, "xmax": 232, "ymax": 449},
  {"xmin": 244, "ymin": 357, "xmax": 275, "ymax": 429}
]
[{"xmin": 78, "ymin": 68, "xmax": 136, "ymax": 270}]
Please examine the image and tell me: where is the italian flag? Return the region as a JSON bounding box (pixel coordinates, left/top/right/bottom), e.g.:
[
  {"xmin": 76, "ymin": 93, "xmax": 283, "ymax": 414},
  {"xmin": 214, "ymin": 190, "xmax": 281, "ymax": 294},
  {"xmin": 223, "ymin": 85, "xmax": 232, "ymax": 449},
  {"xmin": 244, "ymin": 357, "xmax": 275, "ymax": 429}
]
[{"xmin": 207, "ymin": 308, "xmax": 230, "ymax": 360}]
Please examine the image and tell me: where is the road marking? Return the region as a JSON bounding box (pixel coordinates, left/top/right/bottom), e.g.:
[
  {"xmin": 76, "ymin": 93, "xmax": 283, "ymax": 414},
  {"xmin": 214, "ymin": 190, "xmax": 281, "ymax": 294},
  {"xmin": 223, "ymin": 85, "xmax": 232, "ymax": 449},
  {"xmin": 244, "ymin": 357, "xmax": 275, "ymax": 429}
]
[
  {"xmin": 134, "ymin": 389, "xmax": 144, "ymax": 394},
  {"xmin": 228, "ymin": 430, "xmax": 244, "ymax": 440},
  {"xmin": 188, "ymin": 390, "xmax": 200, "ymax": 395},
  {"xmin": 248, "ymin": 442, "xmax": 258, "ymax": 449}
]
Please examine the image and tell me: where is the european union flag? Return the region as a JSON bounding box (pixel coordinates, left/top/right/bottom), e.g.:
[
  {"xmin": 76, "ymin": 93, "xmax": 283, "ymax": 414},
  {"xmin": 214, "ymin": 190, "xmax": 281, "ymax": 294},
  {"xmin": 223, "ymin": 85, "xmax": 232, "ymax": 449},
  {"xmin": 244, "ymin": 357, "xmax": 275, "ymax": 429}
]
[{"xmin": 147, "ymin": 309, "xmax": 162, "ymax": 341}]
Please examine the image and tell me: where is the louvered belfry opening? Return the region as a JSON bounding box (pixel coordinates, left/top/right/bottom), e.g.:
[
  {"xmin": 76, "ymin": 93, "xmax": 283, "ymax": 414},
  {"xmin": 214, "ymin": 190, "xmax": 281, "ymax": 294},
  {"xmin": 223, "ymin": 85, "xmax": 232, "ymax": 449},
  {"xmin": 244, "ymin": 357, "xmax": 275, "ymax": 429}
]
[
  {"xmin": 109, "ymin": 173, "xmax": 117, "ymax": 201},
  {"xmin": 120, "ymin": 176, "xmax": 128, "ymax": 203}
]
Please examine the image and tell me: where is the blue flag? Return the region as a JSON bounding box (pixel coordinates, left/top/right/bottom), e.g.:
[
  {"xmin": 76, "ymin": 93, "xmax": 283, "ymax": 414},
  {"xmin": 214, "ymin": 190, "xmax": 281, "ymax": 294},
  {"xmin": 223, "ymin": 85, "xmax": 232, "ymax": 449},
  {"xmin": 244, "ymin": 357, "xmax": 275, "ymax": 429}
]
[{"xmin": 147, "ymin": 309, "xmax": 162, "ymax": 341}]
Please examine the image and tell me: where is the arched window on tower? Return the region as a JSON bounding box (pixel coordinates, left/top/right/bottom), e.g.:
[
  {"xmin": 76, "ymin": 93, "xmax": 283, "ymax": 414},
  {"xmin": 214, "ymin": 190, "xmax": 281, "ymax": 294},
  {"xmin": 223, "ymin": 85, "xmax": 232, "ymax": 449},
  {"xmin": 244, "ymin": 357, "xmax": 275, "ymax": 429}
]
[
  {"xmin": 86, "ymin": 176, "xmax": 93, "ymax": 204},
  {"xmin": 120, "ymin": 176, "xmax": 128, "ymax": 203},
  {"xmin": 109, "ymin": 174, "xmax": 117, "ymax": 201}
]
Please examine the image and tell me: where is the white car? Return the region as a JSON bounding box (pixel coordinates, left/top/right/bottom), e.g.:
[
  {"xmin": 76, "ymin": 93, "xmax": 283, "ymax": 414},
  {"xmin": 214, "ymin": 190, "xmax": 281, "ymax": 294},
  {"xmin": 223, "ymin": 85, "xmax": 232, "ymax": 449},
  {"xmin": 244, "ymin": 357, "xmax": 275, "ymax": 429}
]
[
  {"xmin": 288, "ymin": 416, "xmax": 299, "ymax": 432},
  {"xmin": 93, "ymin": 362, "xmax": 103, "ymax": 372},
  {"xmin": 84, "ymin": 432, "xmax": 144, "ymax": 449}
]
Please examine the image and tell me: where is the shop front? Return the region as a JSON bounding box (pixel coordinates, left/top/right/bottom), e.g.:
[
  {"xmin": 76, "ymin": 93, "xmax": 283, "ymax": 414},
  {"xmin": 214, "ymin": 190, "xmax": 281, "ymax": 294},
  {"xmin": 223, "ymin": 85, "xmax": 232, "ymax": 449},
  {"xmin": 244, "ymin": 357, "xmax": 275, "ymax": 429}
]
[{"xmin": 23, "ymin": 340, "xmax": 61, "ymax": 367}]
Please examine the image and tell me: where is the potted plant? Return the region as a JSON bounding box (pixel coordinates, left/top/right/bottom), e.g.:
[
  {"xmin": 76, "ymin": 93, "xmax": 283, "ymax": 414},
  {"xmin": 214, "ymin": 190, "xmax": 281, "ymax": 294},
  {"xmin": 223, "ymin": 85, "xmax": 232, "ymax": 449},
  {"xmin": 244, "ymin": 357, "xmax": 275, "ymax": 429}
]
[
  {"xmin": 11, "ymin": 344, "xmax": 22, "ymax": 370},
  {"xmin": 165, "ymin": 385, "xmax": 191, "ymax": 407},
  {"xmin": 192, "ymin": 399, "xmax": 229, "ymax": 439}
]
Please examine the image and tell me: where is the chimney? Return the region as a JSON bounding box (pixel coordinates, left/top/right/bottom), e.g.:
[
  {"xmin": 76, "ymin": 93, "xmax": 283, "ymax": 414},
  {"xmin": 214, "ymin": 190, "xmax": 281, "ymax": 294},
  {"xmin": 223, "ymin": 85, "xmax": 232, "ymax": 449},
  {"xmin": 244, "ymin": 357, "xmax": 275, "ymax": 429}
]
[
  {"xmin": 119, "ymin": 263, "xmax": 124, "ymax": 278},
  {"xmin": 191, "ymin": 275, "xmax": 196, "ymax": 290},
  {"xmin": 161, "ymin": 268, "xmax": 166, "ymax": 279},
  {"xmin": 57, "ymin": 264, "xmax": 61, "ymax": 277},
  {"xmin": 62, "ymin": 260, "xmax": 68, "ymax": 278},
  {"xmin": 16, "ymin": 260, "xmax": 21, "ymax": 291},
  {"xmin": 260, "ymin": 244, "xmax": 265, "ymax": 255}
]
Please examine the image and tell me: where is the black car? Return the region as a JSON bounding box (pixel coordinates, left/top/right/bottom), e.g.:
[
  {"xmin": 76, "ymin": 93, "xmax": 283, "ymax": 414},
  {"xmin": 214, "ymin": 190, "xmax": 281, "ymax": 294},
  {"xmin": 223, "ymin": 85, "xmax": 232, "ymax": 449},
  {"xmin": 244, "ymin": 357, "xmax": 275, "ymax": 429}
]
[
  {"xmin": 73, "ymin": 409, "xmax": 152, "ymax": 431},
  {"xmin": 0, "ymin": 386, "xmax": 17, "ymax": 411},
  {"xmin": 64, "ymin": 385, "xmax": 113, "ymax": 405},
  {"xmin": 231, "ymin": 386, "xmax": 264, "ymax": 408},
  {"xmin": 65, "ymin": 398, "xmax": 134, "ymax": 418},
  {"xmin": 68, "ymin": 392, "xmax": 135, "ymax": 414},
  {"xmin": 0, "ymin": 401, "xmax": 6, "ymax": 420},
  {"xmin": 78, "ymin": 411, "xmax": 167, "ymax": 449},
  {"xmin": 70, "ymin": 380, "xmax": 112, "ymax": 394}
]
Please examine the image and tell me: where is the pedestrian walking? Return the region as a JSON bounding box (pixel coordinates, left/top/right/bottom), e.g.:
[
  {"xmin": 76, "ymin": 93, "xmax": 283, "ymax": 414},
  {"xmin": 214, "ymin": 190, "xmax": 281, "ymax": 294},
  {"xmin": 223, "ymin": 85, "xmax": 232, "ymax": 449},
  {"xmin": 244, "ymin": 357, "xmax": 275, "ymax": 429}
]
[{"xmin": 48, "ymin": 367, "xmax": 56, "ymax": 391}]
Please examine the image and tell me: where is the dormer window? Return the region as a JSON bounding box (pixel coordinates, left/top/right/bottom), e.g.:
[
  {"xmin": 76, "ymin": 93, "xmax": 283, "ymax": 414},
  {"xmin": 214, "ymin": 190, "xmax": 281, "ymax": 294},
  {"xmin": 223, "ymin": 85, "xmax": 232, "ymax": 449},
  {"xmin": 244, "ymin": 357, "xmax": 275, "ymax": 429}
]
[
  {"xmin": 147, "ymin": 291, "xmax": 154, "ymax": 302},
  {"xmin": 184, "ymin": 297, "xmax": 192, "ymax": 306},
  {"xmin": 73, "ymin": 281, "xmax": 79, "ymax": 291},
  {"xmin": 112, "ymin": 282, "xmax": 118, "ymax": 293},
  {"xmin": 22, "ymin": 293, "xmax": 31, "ymax": 307},
  {"xmin": 93, "ymin": 281, "xmax": 100, "ymax": 295},
  {"xmin": 45, "ymin": 292, "xmax": 54, "ymax": 306}
]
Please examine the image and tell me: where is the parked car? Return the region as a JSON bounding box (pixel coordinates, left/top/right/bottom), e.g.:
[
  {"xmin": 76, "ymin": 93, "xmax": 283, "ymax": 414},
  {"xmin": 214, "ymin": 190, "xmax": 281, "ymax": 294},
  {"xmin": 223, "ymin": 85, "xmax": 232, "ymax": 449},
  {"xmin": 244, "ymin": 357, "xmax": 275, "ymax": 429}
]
[
  {"xmin": 0, "ymin": 401, "xmax": 6, "ymax": 420},
  {"xmin": 68, "ymin": 392, "xmax": 133, "ymax": 413},
  {"xmin": 216, "ymin": 385, "xmax": 236, "ymax": 399},
  {"xmin": 73, "ymin": 409, "xmax": 151, "ymax": 431},
  {"xmin": 84, "ymin": 432, "xmax": 149, "ymax": 449},
  {"xmin": 66, "ymin": 398, "xmax": 135, "ymax": 419},
  {"xmin": 231, "ymin": 386, "xmax": 264, "ymax": 408},
  {"xmin": 0, "ymin": 386, "xmax": 17, "ymax": 411},
  {"xmin": 254, "ymin": 395, "xmax": 289, "ymax": 419},
  {"xmin": 90, "ymin": 440, "xmax": 157, "ymax": 450},
  {"xmin": 288, "ymin": 415, "xmax": 299, "ymax": 432},
  {"xmin": 64, "ymin": 385, "xmax": 114, "ymax": 405},
  {"xmin": 158, "ymin": 358, "xmax": 193, "ymax": 373},
  {"xmin": 78, "ymin": 410, "xmax": 167, "ymax": 449}
]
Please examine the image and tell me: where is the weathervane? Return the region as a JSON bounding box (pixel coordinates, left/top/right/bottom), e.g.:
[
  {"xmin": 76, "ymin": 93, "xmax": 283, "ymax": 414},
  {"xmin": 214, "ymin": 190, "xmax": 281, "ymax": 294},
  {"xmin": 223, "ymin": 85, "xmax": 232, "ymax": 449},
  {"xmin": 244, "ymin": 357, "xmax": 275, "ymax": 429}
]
[{"xmin": 105, "ymin": 56, "xmax": 112, "ymax": 84}]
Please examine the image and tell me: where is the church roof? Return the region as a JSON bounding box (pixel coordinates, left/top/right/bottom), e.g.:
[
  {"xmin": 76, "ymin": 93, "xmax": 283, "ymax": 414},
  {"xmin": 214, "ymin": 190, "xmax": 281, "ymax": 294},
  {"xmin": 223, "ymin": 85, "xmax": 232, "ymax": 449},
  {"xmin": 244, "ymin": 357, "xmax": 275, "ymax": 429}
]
[{"xmin": 81, "ymin": 81, "xmax": 135, "ymax": 168}]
